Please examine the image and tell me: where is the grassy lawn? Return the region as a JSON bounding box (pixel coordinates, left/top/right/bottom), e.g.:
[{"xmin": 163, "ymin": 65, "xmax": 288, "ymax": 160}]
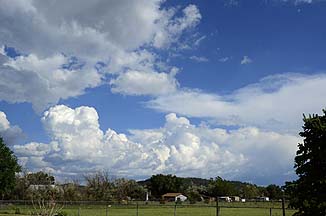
[{"xmin": 0, "ymin": 204, "xmax": 297, "ymax": 216}]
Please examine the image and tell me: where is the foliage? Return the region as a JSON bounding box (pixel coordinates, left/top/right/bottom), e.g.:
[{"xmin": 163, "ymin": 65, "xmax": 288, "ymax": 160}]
[
  {"xmin": 239, "ymin": 184, "xmax": 261, "ymax": 199},
  {"xmin": 9, "ymin": 171, "xmax": 58, "ymax": 201},
  {"xmin": 30, "ymin": 199, "xmax": 64, "ymax": 216},
  {"xmin": 85, "ymin": 171, "xmax": 114, "ymax": 201},
  {"xmin": 62, "ymin": 181, "xmax": 83, "ymax": 201},
  {"xmin": 264, "ymin": 184, "xmax": 283, "ymax": 200},
  {"xmin": 285, "ymin": 110, "xmax": 326, "ymax": 216},
  {"xmin": 10, "ymin": 171, "xmax": 30, "ymax": 200},
  {"xmin": 149, "ymin": 174, "xmax": 183, "ymax": 198},
  {"xmin": 114, "ymin": 178, "xmax": 146, "ymax": 201},
  {"xmin": 20, "ymin": 171, "xmax": 65, "ymax": 215},
  {"xmin": 14, "ymin": 207, "xmax": 20, "ymax": 214},
  {"xmin": 207, "ymin": 177, "xmax": 237, "ymax": 197},
  {"xmin": 27, "ymin": 171, "xmax": 55, "ymax": 185},
  {"xmin": 57, "ymin": 211, "xmax": 68, "ymax": 216},
  {"xmin": 0, "ymin": 137, "xmax": 21, "ymax": 199},
  {"xmin": 185, "ymin": 185, "xmax": 202, "ymax": 203},
  {"xmin": 6, "ymin": 170, "xmax": 287, "ymax": 202},
  {"xmin": 283, "ymin": 181, "xmax": 299, "ymax": 209}
]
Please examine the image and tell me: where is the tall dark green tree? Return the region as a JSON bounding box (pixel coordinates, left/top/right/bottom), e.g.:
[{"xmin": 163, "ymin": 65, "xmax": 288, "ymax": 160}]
[
  {"xmin": 207, "ymin": 177, "xmax": 236, "ymax": 197},
  {"xmin": 0, "ymin": 137, "xmax": 21, "ymax": 199},
  {"xmin": 288, "ymin": 110, "xmax": 326, "ymax": 215},
  {"xmin": 149, "ymin": 174, "xmax": 183, "ymax": 198},
  {"xmin": 265, "ymin": 184, "xmax": 283, "ymax": 200}
]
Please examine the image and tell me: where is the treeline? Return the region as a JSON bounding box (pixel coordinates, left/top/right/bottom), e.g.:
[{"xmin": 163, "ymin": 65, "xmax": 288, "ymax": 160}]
[
  {"xmin": 6, "ymin": 172, "xmax": 284, "ymax": 203},
  {"xmin": 9, "ymin": 171, "xmax": 146, "ymax": 202},
  {"xmin": 142, "ymin": 175, "xmax": 284, "ymax": 202}
]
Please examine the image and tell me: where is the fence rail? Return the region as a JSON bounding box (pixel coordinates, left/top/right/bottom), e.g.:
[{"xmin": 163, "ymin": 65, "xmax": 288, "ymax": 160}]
[{"xmin": 0, "ymin": 200, "xmax": 297, "ymax": 216}]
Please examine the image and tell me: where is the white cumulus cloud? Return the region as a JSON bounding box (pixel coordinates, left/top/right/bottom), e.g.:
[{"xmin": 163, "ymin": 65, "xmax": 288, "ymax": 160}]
[
  {"xmin": 14, "ymin": 105, "xmax": 300, "ymax": 184},
  {"xmin": 0, "ymin": 111, "xmax": 24, "ymax": 146},
  {"xmin": 0, "ymin": 52, "xmax": 102, "ymax": 112},
  {"xmin": 153, "ymin": 4, "xmax": 202, "ymax": 48},
  {"xmin": 0, "ymin": 0, "xmax": 201, "ymax": 111},
  {"xmin": 110, "ymin": 70, "xmax": 179, "ymax": 96}
]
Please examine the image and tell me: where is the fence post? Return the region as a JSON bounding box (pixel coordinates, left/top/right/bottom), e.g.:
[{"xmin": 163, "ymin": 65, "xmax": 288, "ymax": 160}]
[
  {"xmin": 216, "ymin": 197, "xmax": 219, "ymax": 216},
  {"xmin": 106, "ymin": 205, "xmax": 108, "ymax": 216},
  {"xmin": 174, "ymin": 202, "xmax": 177, "ymax": 216},
  {"xmin": 136, "ymin": 202, "xmax": 139, "ymax": 216},
  {"xmin": 269, "ymin": 208, "xmax": 272, "ymax": 216},
  {"xmin": 78, "ymin": 207, "xmax": 80, "ymax": 216},
  {"xmin": 282, "ymin": 197, "xmax": 286, "ymax": 216}
]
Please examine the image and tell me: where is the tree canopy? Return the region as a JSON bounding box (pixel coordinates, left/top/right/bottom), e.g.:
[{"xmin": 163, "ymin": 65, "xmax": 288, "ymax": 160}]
[
  {"xmin": 26, "ymin": 171, "xmax": 55, "ymax": 185},
  {"xmin": 149, "ymin": 174, "xmax": 183, "ymax": 197},
  {"xmin": 0, "ymin": 137, "xmax": 21, "ymax": 199},
  {"xmin": 286, "ymin": 110, "xmax": 326, "ymax": 216}
]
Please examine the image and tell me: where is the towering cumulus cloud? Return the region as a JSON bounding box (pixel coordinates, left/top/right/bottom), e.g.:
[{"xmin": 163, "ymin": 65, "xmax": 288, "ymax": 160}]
[{"xmin": 14, "ymin": 105, "xmax": 299, "ymax": 184}]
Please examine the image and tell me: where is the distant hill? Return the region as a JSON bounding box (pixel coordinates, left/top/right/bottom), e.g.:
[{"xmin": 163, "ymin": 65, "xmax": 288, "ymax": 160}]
[{"xmin": 138, "ymin": 176, "xmax": 255, "ymax": 189}]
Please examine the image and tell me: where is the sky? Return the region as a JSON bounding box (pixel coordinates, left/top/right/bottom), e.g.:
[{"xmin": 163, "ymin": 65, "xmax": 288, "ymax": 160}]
[{"xmin": 0, "ymin": 0, "xmax": 326, "ymax": 185}]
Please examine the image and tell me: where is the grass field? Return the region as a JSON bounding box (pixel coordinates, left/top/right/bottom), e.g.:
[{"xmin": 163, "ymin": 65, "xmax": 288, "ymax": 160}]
[{"xmin": 0, "ymin": 202, "xmax": 297, "ymax": 216}]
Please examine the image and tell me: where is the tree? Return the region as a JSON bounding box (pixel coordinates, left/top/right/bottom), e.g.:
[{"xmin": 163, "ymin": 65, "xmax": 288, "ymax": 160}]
[
  {"xmin": 207, "ymin": 177, "xmax": 237, "ymax": 197},
  {"xmin": 240, "ymin": 184, "xmax": 260, "ymax": 199},
  {"xmin": 287, "ymin": 110, "xmax": 326, "ymax": 216},
  {"xmin": 0, "ymin": 137, "xmax": 21, "ymax": 199},
  {"xmin": 113, "ymin": 178, "xmax": 146, "ymax": 201},
  {"xmin": 185, "ymin": 185, "xmax": 202, "ymax": 204},
  {"xmin": 10, "ymin": 170, "xmax": 30, "ymax": 200},
  {"xmin": 26, "ymin": 171, "xmax": 55, "ymax": 185},
  {"xmin": 85, "ymin": 171, "xmax": 114, "ymax": 201},
  {"xmin": 149, "ymin": 174, "xmax": 183, "ymax": 198},
  {"xmin": 62, "ymin": 180, "xmax": 82, "ymax": 202},
  {"xmin": 264, "ymin": 184, "xmax": 283, "ymax": 200}
]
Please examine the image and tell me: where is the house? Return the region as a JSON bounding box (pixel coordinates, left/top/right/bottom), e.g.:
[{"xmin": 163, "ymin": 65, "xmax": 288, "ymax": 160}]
[
  {"xmin": 162, "ymin": 193, "xmax": 187, "ymax": 202},
  {"xmin": 256, "ymin": 196, "xmax": 270, "ymax": 202},
  {"xmin": 28, "ymin": 184, "xmax": 56, "ymax": 190},
  {"xmin": 229, "ymin": 196, "xmax": 240, "ymax": 202},
  {"xmin": 27, "ymin": 184, "xmax": 63, "ymax": 194},
  {"xmin": 219, "ymin": 196, "xmax": 231, "ymax": 202},
  {"xmin": 200, "ymin": 194, "xmax": 215, "ymax": 203}
]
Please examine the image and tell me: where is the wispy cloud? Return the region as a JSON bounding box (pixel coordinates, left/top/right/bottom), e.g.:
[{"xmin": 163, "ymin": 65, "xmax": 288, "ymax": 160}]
[
  {"xmin": 147, "ymin": 73, "xmax": 326, "ymax": 134},
  {"xmin": 224, "ymin": 0, "xmax": 240, "ymax": 7},
  {"xmin": 190, "ymin": 55, "xmax": 209, "ymax": 62},
  {"xmin": 241, "ymin": 55, "xmax": 253, "ymax": 65},
  {"xmin": 219, "ymin": 57, "xmax": 230, "ymax": 62},
  {"xmin": 194, "ymin": 35, "xmax": 206, "ymax": 46}
]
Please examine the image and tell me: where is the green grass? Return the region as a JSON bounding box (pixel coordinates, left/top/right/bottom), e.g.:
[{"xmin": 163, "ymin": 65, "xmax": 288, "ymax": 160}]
[{"xmin": 0, "ymin": 203, "xmax": 297, "ymax": 216}]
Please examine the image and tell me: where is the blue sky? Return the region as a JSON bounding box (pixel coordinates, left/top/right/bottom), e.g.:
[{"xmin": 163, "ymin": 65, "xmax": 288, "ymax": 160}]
[{"xmin": 0, "ymin": 0, "xmax": 326, "ymax": 185}]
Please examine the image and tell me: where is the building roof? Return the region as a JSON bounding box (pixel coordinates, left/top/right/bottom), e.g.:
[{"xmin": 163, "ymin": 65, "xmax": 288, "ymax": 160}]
[{"xmin": 162, "ymin": 193, "xmax": 183, "ymax": 197}]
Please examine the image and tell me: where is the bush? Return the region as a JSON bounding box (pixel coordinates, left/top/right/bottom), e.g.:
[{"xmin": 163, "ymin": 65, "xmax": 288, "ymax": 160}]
[
  {"xmin": 14, "ymin": 207, "xmax": 21, "ymax": 214},
  {"xmin": 56, "ymin": 211, "xmax": 68, "ymax": 216},
  {"xmin": 189, "ymin": 199, "xmax": 196, "ymax": 204}
]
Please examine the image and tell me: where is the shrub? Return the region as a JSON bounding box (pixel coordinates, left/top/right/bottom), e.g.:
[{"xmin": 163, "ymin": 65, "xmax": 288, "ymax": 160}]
[
  {"xmin": 56, "ymin": 211, "xmax": 68, "ymax": 216},
  {"xmin": 14, "ymin": 207, "xmax": 21, "ymax": 214}
]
